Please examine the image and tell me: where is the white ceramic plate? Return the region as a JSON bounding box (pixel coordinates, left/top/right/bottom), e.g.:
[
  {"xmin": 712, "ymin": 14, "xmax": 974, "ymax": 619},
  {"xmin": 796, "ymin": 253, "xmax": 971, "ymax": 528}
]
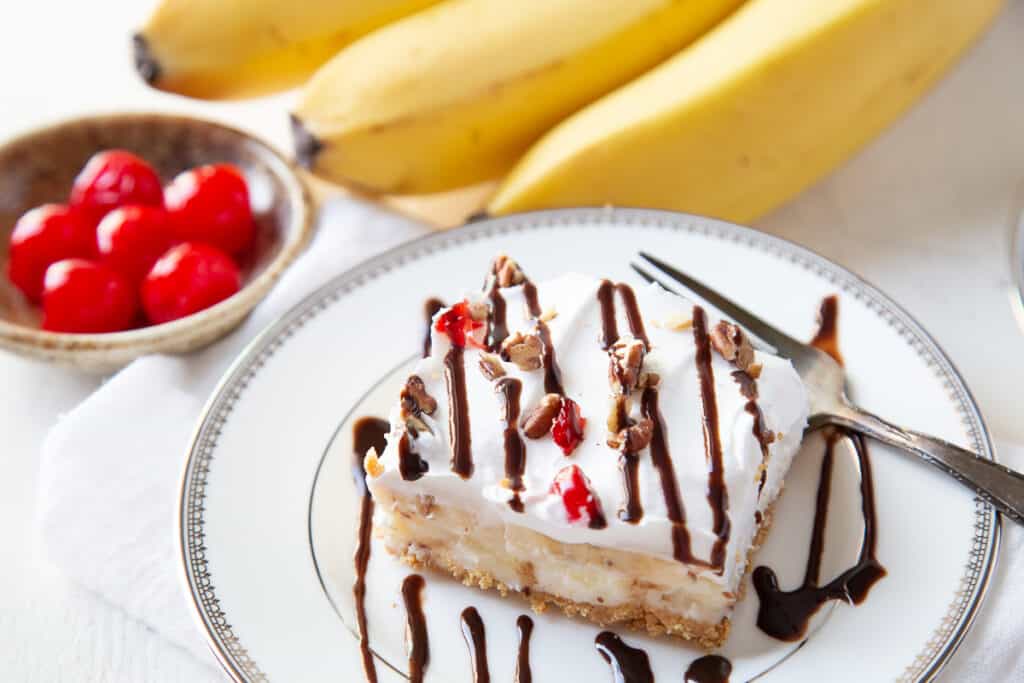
[{"xmin": 180, "ymin": 208, "xmax": 999, "ymax": 682}]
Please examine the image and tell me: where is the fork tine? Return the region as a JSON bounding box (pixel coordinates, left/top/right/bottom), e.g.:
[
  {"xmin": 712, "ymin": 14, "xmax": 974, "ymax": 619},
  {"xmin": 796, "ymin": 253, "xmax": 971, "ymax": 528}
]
[{"xmin": 634, "ymin": 252, "xmax": 809, "ymax": 357}]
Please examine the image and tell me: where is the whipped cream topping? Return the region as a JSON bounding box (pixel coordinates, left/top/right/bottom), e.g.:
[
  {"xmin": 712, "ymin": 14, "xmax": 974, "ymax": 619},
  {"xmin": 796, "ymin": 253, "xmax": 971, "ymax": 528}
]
[{"xmin": 369, "ymin": 266, "xmax": 809, "ymax": 589}]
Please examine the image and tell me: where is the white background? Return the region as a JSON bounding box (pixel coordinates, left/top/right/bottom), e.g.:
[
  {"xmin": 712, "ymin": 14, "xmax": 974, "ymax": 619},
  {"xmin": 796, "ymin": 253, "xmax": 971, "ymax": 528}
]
[{"xmin": 0, "ymin": 1, "xmax": 1022, "ymax": 681}]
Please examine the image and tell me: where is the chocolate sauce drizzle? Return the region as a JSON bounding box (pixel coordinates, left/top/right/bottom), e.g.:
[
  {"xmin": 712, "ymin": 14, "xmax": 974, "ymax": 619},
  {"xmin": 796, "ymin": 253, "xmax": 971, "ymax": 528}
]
[
  {"xmin": 615, "ymin": 282, "xmax": 650, "ymax": 348},
  {"xmin": 596, "ymin": 281, "xmax": 651, "ymax": 525},
  {"xmin": 495, "ymin": 377, "xmax": 527, "ymax": 512},
  {"xmin": 423, "ymin": 298, "xmax": 445, "ymax": 358},
  {"xmin": 809, "ymin": 295, "xmax": 842, "ymax": 365},
  {"xmin": 594, "ymin": 631, "xmax": 654, "ymax": 683},
  {"xmin": 351, "ymin": 417, "xmax": 390, "ymax": 683},
  {"xmin": 397, "ymin": 432, "xmax": 429, "ymax": 481},
  {"xmin": 685, "ymin": 654, "xmax": 732, "ymax": 683},
  {"xmin": 445, "ymin": 346, "xmax": 474, "ymax": 479},
  {"xmin": 597, "ymin": 280, "xmax": 619, "ymax": 349},
  {"xmin": 731, "ymin": 370, "xmax": 773, "ymax": 496},
  {"xmin": 642, "ymin": 386, "xmax": 700, "ymax": 566},
  {"xmin": 753, "ymin": 429, "xmax": 886, "ymax": 641},
  {"xmin": 618, "ymin": 452, "xmax": 643, "ymax": 523},
  {"xmin": 521, "ymin": 277, "xmax": 565, "ymax": 395},
  {"xmin": 401, "ymin": 574, "xmax": 429, "ymax": 683},
  {"xmin": 461, "ymin": 607, "xmax": 491, "ymax": 683},
  {"xmin": 692, "ymin": 306, "xmax": 731, "ymax": 570},
  {"xmin": 514, "ymin": 615, "xmax": 534, "ymax": 683},
  {"xmin": 485, "ymin": 282, "xmax": 509, "ymax": 352},
  {"xmin": 754, "ymin": 295, "xmax": 885, "ymax": 641}
]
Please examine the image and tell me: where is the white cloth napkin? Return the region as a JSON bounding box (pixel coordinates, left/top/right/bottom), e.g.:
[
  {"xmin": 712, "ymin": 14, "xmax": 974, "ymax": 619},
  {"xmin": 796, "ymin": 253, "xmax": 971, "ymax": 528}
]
[
  {"xmin": 36, "ymin": 196, "xmax": 429, "ymax": 666},
  {"xmin": 35, "ymin": 196, "xmax": 1023, "ymax": 680}
]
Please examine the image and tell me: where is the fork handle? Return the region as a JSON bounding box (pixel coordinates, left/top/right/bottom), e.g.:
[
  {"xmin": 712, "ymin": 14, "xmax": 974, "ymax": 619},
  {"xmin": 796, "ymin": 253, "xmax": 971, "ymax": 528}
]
[{"xmin": 829, "ymin": 403, "xmax": 1024, "ymax": 525}]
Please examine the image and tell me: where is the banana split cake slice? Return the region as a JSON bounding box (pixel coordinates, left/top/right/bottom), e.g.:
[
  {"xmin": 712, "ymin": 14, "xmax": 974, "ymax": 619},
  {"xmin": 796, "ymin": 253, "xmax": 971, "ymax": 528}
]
[{"xmin": 364, "ymin": 255, "xmax": 809, "ymax": 647}]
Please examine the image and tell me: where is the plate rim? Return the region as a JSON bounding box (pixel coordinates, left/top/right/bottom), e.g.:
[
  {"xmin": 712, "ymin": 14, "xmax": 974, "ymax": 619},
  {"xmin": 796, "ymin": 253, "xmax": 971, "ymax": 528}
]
[{"xmin": 177, "ymin": 207, "xmax": 1001, "ymax": 683}]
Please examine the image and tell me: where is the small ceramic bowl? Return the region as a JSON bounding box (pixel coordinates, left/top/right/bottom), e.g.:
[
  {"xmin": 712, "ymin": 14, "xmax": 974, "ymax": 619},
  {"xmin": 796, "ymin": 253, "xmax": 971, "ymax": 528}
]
[{"xmin": 0, "ymin": 113, "xmax": 314, "ymax": 372}]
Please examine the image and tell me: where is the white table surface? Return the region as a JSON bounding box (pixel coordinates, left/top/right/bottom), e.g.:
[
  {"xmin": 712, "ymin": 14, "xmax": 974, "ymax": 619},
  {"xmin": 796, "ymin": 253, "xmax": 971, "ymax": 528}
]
[{"xmin": 1, "ymin": 2, "xmax": 1022, "ymax": 681}]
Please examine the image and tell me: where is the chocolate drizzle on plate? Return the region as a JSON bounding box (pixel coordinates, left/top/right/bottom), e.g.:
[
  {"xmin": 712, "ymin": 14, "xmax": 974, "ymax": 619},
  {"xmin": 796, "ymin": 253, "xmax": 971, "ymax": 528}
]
[
  {"xmin": 351, "ymin": 417, "xmax": 389, "ymax": 683},
  {"xmin": 445, "ymin": 346, "xmax": 474, "ymax": 479},
  {"xmin": 753, "ymin": 430, "xmax": 886, "ymax": 641},
  {"xmin": 685, "ymin": 654, "xmax": 732, "ymax": 683},
  {"xmin": 594, "ymin": 631, "xmax": 654, "ymax": 683},
  {"xmin": 692, "ymin": 306, "xmax": 731, "ymax": 570},
  {"xmin": 461, "ymin": 607, "xmax": 490, "ymax": 683},
  {"xmin": 401, "ymin": 574, "xmax": 429, "ymax": 683},
  {"xmin": 495, "ymin": 377, "xmax": 527, "ymax": 512},
  {"xmin": 753, "ymin": 295, "xmax": 886, "ymax": 641},
  {"xmin": 514, "ymin": 615, "xmax": 534, "ymax": 683},
  {"xmin": 423, "ymin": 298, "xmax": 445, "ymax": 358},
  {"xmin": 809, "ymin": 295, "xmax": 842, "ymax": 365}
]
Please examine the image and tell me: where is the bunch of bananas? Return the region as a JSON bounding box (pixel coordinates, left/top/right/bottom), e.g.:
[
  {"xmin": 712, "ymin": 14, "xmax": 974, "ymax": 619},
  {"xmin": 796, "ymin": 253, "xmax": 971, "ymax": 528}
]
[{"xmin": 136, "ymin": 0, "xmax": 1002, "ymax": 223}]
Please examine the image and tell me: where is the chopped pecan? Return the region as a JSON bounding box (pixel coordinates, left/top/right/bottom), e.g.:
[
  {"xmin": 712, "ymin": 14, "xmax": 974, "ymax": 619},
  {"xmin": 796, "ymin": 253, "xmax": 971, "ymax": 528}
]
[
  {"xmin": 746, "ymin": 363, "xmax": 763, "ymax": 379},
  {"xmin": 363, "ymin": 452, "xmax": 384, "ymax": 478},
  {"xmin": 606, "ymin": 395, "xmax": 631, "ymax": 434},
  {"xmin": 539, "ymin": 306, "xmax": 558, "ymax": 323},
  {"xmin": 608, "ymin": 337, "xmax": 645, "ymax": 394},
  {"xmin": 521, "ymin": 394, "xmax": 561, "ymax": 438},
  {"xmin": 400, "ymin": 375, "xmax": 437, "ymax": 416},
  {"xmin": 641, "ymin": 371, "xmax": 661, "ymax": 389},
  {"xmin": 655, "ymin": 312, "xmax": 693, "ymax": 331},
  {"xmin": 710, "ymin": 321, "xmax": 755, "ymax": 371},
  {"xmin": 491, "ymin": 253, "xmax": 526, "ymax": 288},
  {"xmin": 608, "ymin": 417, "xmax": 654, "ymax": 452},
  {"xmin": 478, "ymin": 352, "xmax": 506, "ymax": 381},
  {"xmin": 501, "ymin": 330, "xmax": 544, "ymax": 371},
  {"xmin": 468, "ymin": 300, "xmax": 489, "ymax": 322}
]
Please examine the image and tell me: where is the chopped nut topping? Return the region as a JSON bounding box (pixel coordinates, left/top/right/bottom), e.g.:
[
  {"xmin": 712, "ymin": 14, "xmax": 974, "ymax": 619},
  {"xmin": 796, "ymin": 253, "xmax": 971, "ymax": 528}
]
[
  {"xmin": 641, "ymin": 371, "xmax": 661, "ymax": 389},
  {"xmin": 710, "ymin": 321, "xmax": 755, "ymax": 371},
  {"xmin": 467, "ymin": 300, "xmax": 489, "ymax": 322},
  {"xmin": 405, "ymin": 414, "xmax": 432, "ymax": 436},
  {"xmin": 747, "ymin": 362, "xmax": 763, "ymax": 379},
  {"xmin": 657, "ymin": 313, "xmax": 693, "ymax": 331},
  {"xmin": 608, "ymin": 417, "xmax": 654, "ymax": 452},
  {"xmin": 521, "ymin": 394, "xmax": 561, "ymax": 438},
  {"xmin": 606, "ymin": 395, "xmax": 631, "ymax": 434},
  {"xmin": 415, "ymin": 494, "xmax": 436, "ymax": 518},
  {"xmin": 501, "ymin": 330, "xmax": 544, "ymax": 371},
  {"xmin": 539, "ymin": 306, "xmax": 558, "ymax": 323},
  {"xmin": 401, "ymin": 374, "xmax": 437, "ymax": 416},
  {"xmin": 608, "ymin": 337, "xmax": 645, "ymax": 394},
  {"xmin": 478, "ymin": 353, "xmax": 506, "ymax": 380},
  {"xmin": 363, "ymin": 451, "xmax": 384, "ymax": 478},
  {"xmin": 491, "ymin": 253, "xmax": 527, "ymax": 288}
]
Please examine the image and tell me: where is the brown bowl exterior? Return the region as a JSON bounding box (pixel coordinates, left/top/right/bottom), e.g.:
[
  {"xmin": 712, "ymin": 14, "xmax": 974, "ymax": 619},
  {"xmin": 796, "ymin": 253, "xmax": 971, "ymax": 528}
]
[{"xmin": 0, "ymin": 113, "xmax": 313, "ymax": 372}]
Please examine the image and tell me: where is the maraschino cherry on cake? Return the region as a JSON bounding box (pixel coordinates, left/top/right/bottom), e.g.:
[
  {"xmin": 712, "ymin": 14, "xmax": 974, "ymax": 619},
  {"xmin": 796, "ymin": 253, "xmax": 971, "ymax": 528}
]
[{"xmin": 364, "ymin": 255, "xmax": 809, "ymax": 648}]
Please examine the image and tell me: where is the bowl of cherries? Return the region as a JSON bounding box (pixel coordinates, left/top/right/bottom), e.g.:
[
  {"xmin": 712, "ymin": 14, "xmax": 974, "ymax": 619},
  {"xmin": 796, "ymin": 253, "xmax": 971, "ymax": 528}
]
[{"xmin": 0, "ymin": 113, "xmax": 313, "ymax": 370}]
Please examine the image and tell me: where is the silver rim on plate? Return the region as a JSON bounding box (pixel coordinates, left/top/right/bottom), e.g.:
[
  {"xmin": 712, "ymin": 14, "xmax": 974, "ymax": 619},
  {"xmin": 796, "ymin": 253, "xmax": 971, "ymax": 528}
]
[{"xmin": 178, "ymin": 207, "xmax": 1000, "ymax": 682}]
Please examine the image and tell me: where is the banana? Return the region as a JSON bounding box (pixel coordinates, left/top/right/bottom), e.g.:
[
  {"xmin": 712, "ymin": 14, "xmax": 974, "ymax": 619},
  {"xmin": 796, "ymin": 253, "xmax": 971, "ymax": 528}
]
[
  {"xmin": 488, "ymin": 0, "xmax": 1003, "ymax": 222},
  {"xmin": 134, "ymin": 0, "xmax": 443, "ymax": 99},
  {"xmin": 291, "ymin": 0, "xmax": 744, "ymax": 194}
]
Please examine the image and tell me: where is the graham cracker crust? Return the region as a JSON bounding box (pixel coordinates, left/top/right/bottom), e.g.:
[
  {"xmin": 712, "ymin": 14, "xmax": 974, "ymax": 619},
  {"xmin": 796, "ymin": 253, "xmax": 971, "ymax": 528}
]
[{"xmin": 392, "ymin": 506, "xmax": 776, "ymax": 650}]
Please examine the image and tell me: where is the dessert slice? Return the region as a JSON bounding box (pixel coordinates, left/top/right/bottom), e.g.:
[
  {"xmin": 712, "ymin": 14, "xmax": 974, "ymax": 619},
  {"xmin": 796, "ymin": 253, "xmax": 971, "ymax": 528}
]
[{"xmin": 365, "ymin": 255, "xmax": 809, "ymax": 647}]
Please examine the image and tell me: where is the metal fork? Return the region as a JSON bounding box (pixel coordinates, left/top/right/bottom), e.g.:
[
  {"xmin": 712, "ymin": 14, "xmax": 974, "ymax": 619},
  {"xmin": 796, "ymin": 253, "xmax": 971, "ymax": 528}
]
[{"xmin": 633, "ymin": 251, "xmax": 1024, "ymax": 525}]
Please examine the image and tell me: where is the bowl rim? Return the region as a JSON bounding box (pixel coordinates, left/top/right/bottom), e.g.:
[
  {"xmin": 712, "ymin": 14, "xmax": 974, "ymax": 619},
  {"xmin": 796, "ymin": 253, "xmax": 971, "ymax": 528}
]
[{"xmin": 0, "ymin": 111, "xmax": 315, "ymax": 350}]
